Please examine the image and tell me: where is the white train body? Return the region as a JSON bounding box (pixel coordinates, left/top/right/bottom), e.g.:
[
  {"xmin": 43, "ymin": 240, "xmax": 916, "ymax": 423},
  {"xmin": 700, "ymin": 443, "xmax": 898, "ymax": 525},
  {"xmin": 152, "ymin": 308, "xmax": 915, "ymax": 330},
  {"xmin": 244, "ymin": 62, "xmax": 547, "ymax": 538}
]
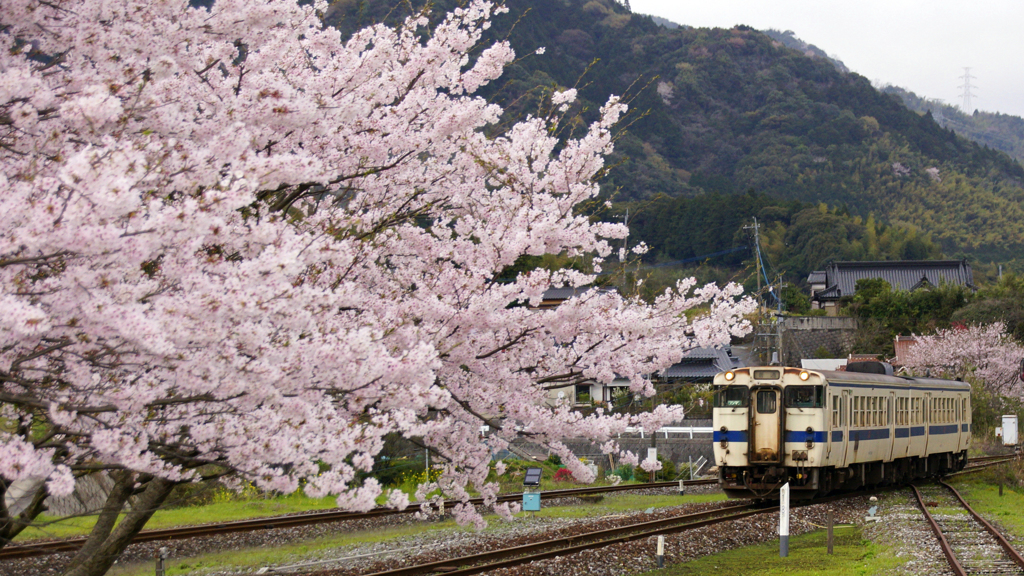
[{"xmin": 712, "ymin": 363, "xmax": 970, "ymax": 499}]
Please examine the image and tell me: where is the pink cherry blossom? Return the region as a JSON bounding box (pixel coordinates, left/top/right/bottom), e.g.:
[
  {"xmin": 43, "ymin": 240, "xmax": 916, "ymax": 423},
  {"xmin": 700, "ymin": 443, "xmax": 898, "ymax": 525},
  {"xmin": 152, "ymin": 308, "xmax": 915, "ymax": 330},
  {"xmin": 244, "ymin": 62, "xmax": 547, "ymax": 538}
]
[
  {"xmin": 0, "ymin": 0, "xmax": 752, "ymax": 564},
  {"xmin": 902, "ymin": 322, "xmax": 1024, "ymax": 396}
]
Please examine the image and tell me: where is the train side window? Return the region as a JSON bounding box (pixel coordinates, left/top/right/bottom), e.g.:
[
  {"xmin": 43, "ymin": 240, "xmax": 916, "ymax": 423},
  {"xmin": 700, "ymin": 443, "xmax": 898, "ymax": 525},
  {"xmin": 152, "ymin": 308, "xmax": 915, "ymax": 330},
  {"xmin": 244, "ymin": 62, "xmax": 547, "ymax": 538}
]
[
  {"xmin": 756, "ymin": 390, "xmax": 777, "ymax": 414},
  {"xmin": 784, "ymin": 386, "xmax": 822, "ymax": 408},
  {"xmin": 831, "ymin": 395, "xmax": 839, "ymax": 427}
]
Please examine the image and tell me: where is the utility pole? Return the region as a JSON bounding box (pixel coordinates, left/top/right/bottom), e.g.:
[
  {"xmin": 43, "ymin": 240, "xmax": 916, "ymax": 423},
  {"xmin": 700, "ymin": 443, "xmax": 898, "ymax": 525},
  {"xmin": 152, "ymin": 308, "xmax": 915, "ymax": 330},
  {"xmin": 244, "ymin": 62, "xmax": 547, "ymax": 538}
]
[
  {"xmin": 958, "ymin": 67, "xmax": 977, "ymax": 113},
  {"xmin": 744, "ymin": 218, "xmax": 762, "ymax": 306}
]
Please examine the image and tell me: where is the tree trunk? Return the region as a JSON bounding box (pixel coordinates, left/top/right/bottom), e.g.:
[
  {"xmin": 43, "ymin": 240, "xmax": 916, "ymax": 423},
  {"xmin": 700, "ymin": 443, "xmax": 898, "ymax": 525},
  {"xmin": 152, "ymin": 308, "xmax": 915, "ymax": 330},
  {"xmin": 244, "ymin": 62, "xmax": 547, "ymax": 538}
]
[
  {"xmin": 0, "ymin": 478, "xmax": 48, "ymax": 550},
  {"xmin": 63, "ymin": 474, "xmax": 175, "ymax": 576}
]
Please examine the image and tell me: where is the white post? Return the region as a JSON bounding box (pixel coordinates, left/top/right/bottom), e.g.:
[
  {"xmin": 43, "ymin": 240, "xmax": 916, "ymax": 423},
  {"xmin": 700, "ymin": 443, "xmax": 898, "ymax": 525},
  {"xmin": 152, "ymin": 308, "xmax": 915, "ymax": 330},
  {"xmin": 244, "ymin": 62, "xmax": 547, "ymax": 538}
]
[
  {"xmin": 656, "ymin": 535, "xmax": 665, "ymax": 567},
  {"xmin": 779, "ymin": 482, "xmax": 790, "ymax": 558}
]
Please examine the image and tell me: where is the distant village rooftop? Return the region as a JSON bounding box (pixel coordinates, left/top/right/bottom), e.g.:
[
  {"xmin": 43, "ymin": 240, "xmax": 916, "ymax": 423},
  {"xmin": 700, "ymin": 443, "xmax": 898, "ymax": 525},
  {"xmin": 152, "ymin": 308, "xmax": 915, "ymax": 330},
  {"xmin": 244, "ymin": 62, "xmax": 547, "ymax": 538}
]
[{"xmin": 808, "ymin": 259, "xmax": 975, "ymax": 315}]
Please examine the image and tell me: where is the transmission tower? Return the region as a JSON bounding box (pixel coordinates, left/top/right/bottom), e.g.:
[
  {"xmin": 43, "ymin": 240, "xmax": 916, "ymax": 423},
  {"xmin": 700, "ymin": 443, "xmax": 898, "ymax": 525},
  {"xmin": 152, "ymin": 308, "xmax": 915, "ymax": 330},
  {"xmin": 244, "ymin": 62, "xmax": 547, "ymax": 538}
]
[{"xmin": 958, "ymin": 67, "xmax": 977, "ymax": 113}]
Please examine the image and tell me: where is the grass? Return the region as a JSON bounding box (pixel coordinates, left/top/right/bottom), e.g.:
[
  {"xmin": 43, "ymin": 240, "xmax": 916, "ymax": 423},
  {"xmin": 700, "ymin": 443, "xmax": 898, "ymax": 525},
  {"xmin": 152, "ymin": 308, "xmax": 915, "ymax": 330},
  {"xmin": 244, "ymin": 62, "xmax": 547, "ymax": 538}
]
[
  {"xmin": 16, "ymin": 477, "xmax": 669, "ymax": 543},
  {"xmin": 15, "ymin": 491, "xmax": 341, "ymax": 542},
  {"xmin": 107, "ymin": 520, "xmax": 462, "ymax": 576},
  {"xmin": 948, "ymin": 476, "xmax": 1024, "ymax": 538},
  {"xmin": 105, "ymin": 491, "xmax": 720, "ymax": 576},
  {"xmin": 638, "ymin": 525, "xmax": 906, "ymax": 576}
]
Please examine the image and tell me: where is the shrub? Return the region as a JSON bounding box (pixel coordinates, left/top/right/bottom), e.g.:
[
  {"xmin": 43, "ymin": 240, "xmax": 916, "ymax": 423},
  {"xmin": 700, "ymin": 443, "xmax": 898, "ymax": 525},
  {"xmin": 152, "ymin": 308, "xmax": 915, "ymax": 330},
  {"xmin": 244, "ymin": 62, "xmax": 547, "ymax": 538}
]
[
  {"xmin": 613, "ymin": 464, "xmax": 635, "ymax": 481},
  {"xmin": 553, "ymin": 467, "xmax": 575, "ymax": 483}
]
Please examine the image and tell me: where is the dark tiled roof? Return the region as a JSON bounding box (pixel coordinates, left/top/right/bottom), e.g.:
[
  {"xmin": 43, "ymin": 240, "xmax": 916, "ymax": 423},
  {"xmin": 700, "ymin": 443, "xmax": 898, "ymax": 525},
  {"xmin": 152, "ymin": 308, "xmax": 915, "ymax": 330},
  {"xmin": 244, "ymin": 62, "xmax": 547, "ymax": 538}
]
[
  {"xmin": 807, "ymin": 271, "xmax": 827, "ymax": 284},
  {"xmin": 660, "ymin": 347, "xmax": 740, "ymax": 379},
  {"xmin": 535, "ymin": 286, "xmax": 618, "ymax": 309},
  {"xmin": 541, "ymin": 286, "xmax": 595, "ymax": 300},
  {"xmin": 814, "ymin": 260, "xmax": 974, "ymax": 301}
]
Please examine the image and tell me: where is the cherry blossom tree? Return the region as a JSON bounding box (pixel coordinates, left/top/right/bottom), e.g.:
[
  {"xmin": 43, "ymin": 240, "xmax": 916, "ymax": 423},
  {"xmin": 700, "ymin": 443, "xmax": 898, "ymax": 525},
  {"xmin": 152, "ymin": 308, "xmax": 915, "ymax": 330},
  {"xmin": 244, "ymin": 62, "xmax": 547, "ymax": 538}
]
[
  {"xmin": 0, "ymin": 0, "xmax": 752, "ymax": 572},
  {"xmin": 902, "ymin": 323, "xmax": 1024, "ymax": 396}
]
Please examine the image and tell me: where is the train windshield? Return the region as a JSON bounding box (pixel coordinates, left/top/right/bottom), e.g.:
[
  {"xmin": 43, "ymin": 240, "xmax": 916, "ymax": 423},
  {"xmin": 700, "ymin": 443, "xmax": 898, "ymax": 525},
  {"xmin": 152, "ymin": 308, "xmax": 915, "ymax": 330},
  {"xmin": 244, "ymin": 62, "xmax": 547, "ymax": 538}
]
[
  {"xmin": 784, "ymin": 385, "xmax": 824, "ymax": 408},
  {"xmin": 714, "ymin": 385, "xmax": 749, "ymax": 408}
]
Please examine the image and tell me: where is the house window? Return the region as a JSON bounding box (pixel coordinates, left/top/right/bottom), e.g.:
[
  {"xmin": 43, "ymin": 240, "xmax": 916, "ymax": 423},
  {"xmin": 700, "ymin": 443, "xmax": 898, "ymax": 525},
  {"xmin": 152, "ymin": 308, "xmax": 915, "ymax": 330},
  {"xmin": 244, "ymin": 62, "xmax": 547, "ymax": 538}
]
[{"xmin": 575, "ymin": 385, "xmax": 591, "ymax": 404}]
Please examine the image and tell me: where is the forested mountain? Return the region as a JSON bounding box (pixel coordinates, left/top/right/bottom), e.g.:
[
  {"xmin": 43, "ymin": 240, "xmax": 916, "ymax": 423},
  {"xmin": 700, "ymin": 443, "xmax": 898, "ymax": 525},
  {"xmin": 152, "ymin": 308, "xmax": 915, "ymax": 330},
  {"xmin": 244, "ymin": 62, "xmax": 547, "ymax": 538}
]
[
  {"xmin": 882, "ymin": 85, "xmax": 1024, "ymax": 164},
  {"xmin": 327, "ymin": 0, "xmax": 1024, "ymax": 269}
]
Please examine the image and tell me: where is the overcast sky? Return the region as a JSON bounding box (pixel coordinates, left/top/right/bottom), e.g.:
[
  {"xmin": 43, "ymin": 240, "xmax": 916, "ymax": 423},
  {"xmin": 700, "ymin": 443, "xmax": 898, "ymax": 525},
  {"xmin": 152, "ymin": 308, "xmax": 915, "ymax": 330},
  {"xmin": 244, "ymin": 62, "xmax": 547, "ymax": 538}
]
[{"xmin": 631, "ymin": 0, "xmax": 1024, "ymax": 118}]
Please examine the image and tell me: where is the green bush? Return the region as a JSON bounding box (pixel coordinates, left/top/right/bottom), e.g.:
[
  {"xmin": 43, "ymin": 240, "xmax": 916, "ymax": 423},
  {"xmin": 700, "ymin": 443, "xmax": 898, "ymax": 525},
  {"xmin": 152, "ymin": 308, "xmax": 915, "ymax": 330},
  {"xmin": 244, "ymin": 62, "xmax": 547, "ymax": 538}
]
[{"xmin": 613, "ymin": 464, "xmax": 634, "ymax": 481}]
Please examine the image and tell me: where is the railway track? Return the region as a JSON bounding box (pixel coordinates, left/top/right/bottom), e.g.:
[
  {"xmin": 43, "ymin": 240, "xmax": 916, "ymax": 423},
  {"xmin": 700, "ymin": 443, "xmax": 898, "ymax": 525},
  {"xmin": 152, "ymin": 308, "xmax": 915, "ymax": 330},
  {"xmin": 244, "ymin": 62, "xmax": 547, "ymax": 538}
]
[
  {"xmin": 351, "ymin": 501, "xmax": 770, "ymax": 576},
  {"xmin": 0, "ymin": 479, "xmax": 714, "ymax": 560},
  {"xmin": 1, "ymin": 454, "xmax": 1014, "ymax": 562},
  {"xmin": 911, "ymin": 480, "xmax": 1024, "ymax": 576},
  {"xmin": 950, "ymin": 454, "xmax": 1018, "ymax": 477}
]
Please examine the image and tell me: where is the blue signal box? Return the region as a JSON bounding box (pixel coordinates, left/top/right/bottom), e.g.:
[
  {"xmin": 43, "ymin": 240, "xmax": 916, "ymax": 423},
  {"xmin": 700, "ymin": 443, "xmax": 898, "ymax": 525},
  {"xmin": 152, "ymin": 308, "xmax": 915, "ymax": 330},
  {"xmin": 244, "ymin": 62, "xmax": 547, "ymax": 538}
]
[{"xmin": 522, "ymin": 492, "xmax": 541, "ymax": 511}]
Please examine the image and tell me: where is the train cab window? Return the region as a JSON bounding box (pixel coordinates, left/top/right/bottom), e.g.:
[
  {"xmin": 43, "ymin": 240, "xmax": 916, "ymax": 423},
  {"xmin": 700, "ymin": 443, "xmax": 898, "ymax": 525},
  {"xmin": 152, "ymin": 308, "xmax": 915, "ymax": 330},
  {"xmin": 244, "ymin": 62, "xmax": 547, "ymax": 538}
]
[
  {"xmin": 756, "ymin": 390, "xmax": 777, "ymax": 414},
  {"xmin": 714, "ymin": 386, "xmax": 748, "ymax": 408},
  {"xmin": 784, "ymin": 386, "xmax": 823, "ymax": 408}
]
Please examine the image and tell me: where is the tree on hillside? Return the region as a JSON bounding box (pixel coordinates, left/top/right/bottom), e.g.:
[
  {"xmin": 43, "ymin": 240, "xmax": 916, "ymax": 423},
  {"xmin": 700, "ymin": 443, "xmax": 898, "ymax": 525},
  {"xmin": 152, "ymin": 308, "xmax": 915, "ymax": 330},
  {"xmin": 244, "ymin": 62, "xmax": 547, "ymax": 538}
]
[
  {"xmin": 902, "ymin": 323, "xmax": 1024, "ymax": 397},
  {"xmin": 0, "ymin": 1, "xmax": 753, "ymax": 573}
]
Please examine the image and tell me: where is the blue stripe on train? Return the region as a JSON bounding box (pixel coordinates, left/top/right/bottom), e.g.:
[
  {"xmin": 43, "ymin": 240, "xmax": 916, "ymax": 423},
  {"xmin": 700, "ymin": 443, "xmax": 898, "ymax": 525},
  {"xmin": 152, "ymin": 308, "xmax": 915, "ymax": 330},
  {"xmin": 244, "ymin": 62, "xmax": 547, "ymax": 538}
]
[
  {"xmin": 784, "ymin": 431, "xmax": 827, "ymax": 443},
  {"xmin": 714, "ymin": 425, "xmax": 968, "ymax": 444},
  {"xmin": 849, "ymin": 428, "xmax": 890, "ymax": 441},
  {"xmin": 713, "ymin": 430, "xmax": 748, "ymax": 442}
]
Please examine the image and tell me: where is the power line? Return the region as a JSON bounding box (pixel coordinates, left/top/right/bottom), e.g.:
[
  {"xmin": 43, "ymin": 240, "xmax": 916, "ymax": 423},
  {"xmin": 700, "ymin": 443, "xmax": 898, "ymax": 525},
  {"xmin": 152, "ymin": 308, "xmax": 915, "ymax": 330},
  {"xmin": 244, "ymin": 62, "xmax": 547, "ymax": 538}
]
[{"xmin": 643, "ymin": 246, "xmax": 747, "ymax": 269}]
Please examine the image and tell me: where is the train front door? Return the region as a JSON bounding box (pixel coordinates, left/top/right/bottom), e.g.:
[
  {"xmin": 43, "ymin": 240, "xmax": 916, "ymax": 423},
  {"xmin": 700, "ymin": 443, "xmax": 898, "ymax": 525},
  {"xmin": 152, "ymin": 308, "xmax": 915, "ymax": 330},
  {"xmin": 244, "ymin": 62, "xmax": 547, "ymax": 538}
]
[{"xmin": 749, "ymin": 387, "xmax": 781, "ymax": 463}]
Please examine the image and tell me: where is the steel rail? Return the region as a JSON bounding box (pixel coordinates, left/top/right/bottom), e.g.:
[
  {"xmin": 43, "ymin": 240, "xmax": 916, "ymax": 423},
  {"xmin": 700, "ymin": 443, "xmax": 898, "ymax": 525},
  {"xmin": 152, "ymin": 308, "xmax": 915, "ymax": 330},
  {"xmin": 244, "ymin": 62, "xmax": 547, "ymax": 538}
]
[
  {"xmin": 910, "ymin": 483, "xmax": 967, "ymax": 576},
  {"xmin": 0, "ymin": 479, "xmax": 713, "ymax": 560},
  {"xmin": 4, "ymin": 454, "xmax": 1008, "ymax": 562},
  {"xmin": 351, "ymin": 490, "xmax": 884, "ymax": 576},
  {"xmin": 948, "ymin": 456, "xmax": 1017, "ymax": 477},
  {"xmin": 358, "ymin": 503, "xmax": 767, "ymax": 576},
  {"xmin": 939, "ymin": 479, "xmax": 1024, "ymax": 570}
]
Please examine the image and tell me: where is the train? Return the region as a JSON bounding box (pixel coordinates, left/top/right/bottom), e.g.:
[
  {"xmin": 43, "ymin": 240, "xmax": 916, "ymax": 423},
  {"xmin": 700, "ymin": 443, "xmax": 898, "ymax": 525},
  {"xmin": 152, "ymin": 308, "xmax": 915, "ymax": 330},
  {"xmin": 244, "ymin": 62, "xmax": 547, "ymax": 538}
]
[{"xmin": 712, "ymin": 361, "xmax": 971, "ymax": 499}]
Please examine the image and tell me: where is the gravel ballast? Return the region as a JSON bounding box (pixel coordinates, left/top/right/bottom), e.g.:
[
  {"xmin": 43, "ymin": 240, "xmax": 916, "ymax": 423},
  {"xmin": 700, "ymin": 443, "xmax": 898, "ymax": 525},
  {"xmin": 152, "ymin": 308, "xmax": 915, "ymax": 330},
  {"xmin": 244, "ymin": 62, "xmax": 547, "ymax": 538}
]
[{"xmin": 0, "ymin": 486, "xmax": 967, "ymax": 576}]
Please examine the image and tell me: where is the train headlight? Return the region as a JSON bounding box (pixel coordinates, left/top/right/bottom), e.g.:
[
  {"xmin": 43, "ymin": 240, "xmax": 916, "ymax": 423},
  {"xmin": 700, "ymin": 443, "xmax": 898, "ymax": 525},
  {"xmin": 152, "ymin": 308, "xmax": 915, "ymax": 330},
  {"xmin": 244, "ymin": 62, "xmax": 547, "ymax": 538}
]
[
  {"xmin": 724, "ymin": 371, "xmax": 735, "ymax": 381},
  {"xmin": 719, "ymin": 426, "xmax": 729, "ymax": 448},
  {"xmin": 799, "ymin": 370, "xmax": 810, "ymax": 381}
]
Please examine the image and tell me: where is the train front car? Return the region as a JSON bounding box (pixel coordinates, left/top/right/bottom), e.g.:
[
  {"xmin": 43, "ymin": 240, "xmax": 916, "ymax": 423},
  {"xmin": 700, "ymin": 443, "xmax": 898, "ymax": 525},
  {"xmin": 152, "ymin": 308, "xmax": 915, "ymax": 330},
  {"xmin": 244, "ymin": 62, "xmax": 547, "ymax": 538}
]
[{"xmin": 713, "ymin": 367, "xmax": 828, "ymax": 500}]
